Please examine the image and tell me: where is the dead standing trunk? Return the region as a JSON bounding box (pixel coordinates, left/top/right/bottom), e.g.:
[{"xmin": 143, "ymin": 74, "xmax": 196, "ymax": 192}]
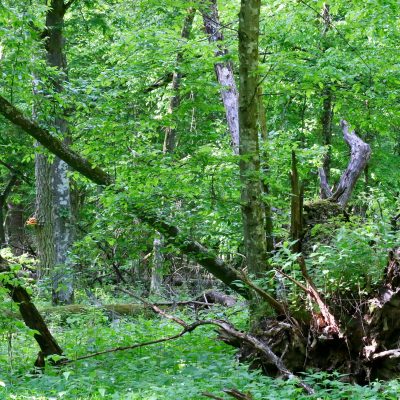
[
  {"xmin": 319, "ymin": 120, "xmax": 371, "ymax": 208},
  {"xmin": 201, "ymin": 0, "xmax": 240, "ymax": 154}
]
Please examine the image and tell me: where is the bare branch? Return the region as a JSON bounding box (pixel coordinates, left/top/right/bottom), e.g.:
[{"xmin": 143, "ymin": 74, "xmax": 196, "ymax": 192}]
[
  {"xmin": 372, "ymin": 349, "xmax": 400, "ymax": 360},
  {"xmin": 331, "ymin": 120, "xmax": 371, "ymax": 207}
]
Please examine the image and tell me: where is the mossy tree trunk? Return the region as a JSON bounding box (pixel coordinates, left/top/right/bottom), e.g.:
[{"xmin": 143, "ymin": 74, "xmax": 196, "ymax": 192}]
[{"xmin": 238, "ymin": 0, "xmax": 268, "ymax": 276}]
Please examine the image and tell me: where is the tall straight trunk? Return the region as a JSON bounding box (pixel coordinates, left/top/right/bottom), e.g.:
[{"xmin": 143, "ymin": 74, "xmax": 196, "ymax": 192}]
[
  {"xmin": 35, "ymin": 152, "xmax": 55, "ymax": 277},
  {"xmin": 39, "ymin": 0, "xmax": 74, "ymax": 304},
  {"xmin": 150, "ymin": 234, "xmax": 163, "ymax": 295},
  {"xmin": 201, "ymin": 0, "xmax": 240, "ymax": 154},
  {"xmin": 238, "ymin": 0, "xmax": 267, "ymax": 276},
  {"xmin": 163, "ymin": 8, "xmax": 195, "ymax": 153}
]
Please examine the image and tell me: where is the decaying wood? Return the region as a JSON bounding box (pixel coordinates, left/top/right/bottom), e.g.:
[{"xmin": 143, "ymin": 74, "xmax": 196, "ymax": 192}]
[
  {"xmin": 201, "ymin": 0, "xmax": 239, "ymax": 154},
  {"xmin": 319, "ymin": 119, "xmax": 371, "ymax": 207},
  {"xmin": 297, "ymin": 256, "xmax": 341, "ymax": 337},
  {"xmin": 0, "ymin": 256, "xmax": 64, "ymax": 366}
]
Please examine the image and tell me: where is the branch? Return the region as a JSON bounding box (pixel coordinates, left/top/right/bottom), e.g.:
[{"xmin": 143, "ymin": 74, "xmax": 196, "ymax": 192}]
[
  {"xmin": 372, "ymin": 349, "xmax": 400, "ymax": 360},
  {"xmin": 64, "ymin": 0, "xmax": 77, "ymax": 12},
  {"xmin": 121, "ymin": 289, "xmax": 313, "ymax": 394},
  {"xmin": 143, "ymin": 72, "xmax": 174, "ymax": 93},
  {"xmin": 0, "ymin": 96, "xmax": 112, "ymax": 186},
  {"xmin": 64, "ymin": 290, "xmax": 314, "ymax": 394},
  {"xmin": 318, "ymin": 167, "xmax": 333, "ymax": 199},
  {"xmin": 0, "ymin": 159, "xmax": 31, "ymax": 184},
  {"xmin": 0, "ymin": 94, "xmax": 249, "ymax": 296},
  {"xmin": 0, "ymin": 175, "xmax": 18, "ymax": 204},
  {"xmin": 330, "ymin": 120, "xmax": 371, "ymax": 207}
]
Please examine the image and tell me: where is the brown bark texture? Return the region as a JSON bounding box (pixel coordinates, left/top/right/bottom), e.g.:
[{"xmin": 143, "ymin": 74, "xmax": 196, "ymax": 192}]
[
  {"xmin": 0, "ymin": 256, "xmax": 64, "ymax": 365},
  {"xmin": 238, "ymin": 0, "xmax": 267, "ymax": 276}
]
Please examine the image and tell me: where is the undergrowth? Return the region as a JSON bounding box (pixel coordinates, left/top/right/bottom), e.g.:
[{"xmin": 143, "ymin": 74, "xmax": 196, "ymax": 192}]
[{"xmin": 1, "ymin": 305, "xmax": 400, "ymax": 399}]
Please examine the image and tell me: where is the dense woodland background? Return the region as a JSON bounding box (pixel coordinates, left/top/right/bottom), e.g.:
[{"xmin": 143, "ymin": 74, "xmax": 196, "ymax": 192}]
[{"xmin": 0, "ymin": 0, "xmax": 399, "ymax": 399}]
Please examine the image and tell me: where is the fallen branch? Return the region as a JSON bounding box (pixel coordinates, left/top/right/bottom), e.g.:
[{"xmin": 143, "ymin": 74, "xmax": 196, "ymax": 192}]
[
  {"xmin": 372, "ymin": 349, "xmax": 400, "ymax": 360},
  {"xmin": 122, "ymin": 288, "xmax": 313, "ymax": 394}
]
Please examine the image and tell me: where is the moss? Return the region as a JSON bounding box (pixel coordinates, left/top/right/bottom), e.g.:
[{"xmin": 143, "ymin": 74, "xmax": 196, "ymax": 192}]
[
  {"xmin": 302, "ymin": 199, "xmax": 348, "ymax": 254},
  {"xmin": 303, "ymin": 199, "xmax": 344, "ymax": 227}
]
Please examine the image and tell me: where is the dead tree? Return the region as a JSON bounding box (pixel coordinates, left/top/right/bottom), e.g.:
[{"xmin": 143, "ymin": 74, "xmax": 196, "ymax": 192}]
[{"xmin": 319, "ymin": 119, "xmax": 371, "ymax": 208}]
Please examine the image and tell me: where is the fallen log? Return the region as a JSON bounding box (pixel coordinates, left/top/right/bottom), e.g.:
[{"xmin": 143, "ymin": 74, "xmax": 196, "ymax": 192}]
[{"xmin": 0, "ymin": 256, "xmax": 64, "ymax": 366}]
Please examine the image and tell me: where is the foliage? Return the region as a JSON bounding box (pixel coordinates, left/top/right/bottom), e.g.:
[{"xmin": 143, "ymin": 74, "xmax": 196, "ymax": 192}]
[{"xmin": 1, "ymin": 308, "xmax": 400, "ymax": 399}]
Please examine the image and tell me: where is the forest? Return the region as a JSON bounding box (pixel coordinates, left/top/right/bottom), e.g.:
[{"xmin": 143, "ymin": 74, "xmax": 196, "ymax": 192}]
[{"xmin": 0, "ymin": 0, "xmax": 399, "ymax": 399}]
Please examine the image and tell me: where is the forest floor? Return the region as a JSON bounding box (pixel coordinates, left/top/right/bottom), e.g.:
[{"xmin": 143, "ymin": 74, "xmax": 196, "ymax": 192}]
[{"xmin": 1, "ymin": 298, "xmax": 400, "ymax": 400}]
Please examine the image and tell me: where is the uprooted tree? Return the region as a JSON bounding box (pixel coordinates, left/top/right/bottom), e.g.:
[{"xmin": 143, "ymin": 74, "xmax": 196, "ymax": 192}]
[{"xmin": 0, "ymin": 0, "xmax": 399, "ymax": 388}]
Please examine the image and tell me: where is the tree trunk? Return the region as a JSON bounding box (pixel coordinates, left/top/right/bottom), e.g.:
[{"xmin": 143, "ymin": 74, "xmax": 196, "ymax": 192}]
[
  {"xmin": 36, "ymin": 0, "xmax": 74, "ymax": 304},
  {"xmin": 0, "ymin": 96, "xmax": 248, "ymax": 297},
  {"xmin": 0, "ymin": 256, "xmax": 64, "ymax": 366},
  {"xmin": 163, "ymin": 8, "xmax": 195, "ymax": 153},
  {"xmin": 34, "ymin": 153, "xmax": 56, "ymax": 277},
  {"xmin": 0, "ymin": 175, "xmax": 18, "ymax": 247},
  {"xmin": 319, "ymin": 4, "xmax": 333, "ymax": 192},
  {"xmin": 258, "ymin": 87, "xmax": 274, "ymax": 253},
  {"xmin": 201, "ymin": 0, "xmax": 240, "ymax": 154},
  {"xmin": 150, "ymin": 234, "xmax": 164, "ymax": 295},
  {"xmin": 238, "ymin": 0, "xmax": 267, "ymax": 276},
  {"xmin": 6, "ymin": 201, "xmax": 25, "ymax": 256},
  {"xmin": 319, "ymin": 120, "xmax": 371, "ymax": 208}
]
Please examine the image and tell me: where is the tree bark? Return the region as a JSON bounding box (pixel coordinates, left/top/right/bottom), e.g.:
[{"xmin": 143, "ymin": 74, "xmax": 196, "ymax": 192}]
[
  {"xmin": 258, "ymin": 87, "xmax": 274, "ymax": 253},
  {"xmin": 0, "ymin": 175, "xmax": 18, "ymax": 247},
  {"xmin": 0, "ymin": 255, "xmax": 64, "ymax": 366},
  {"xmin": 201, "ymin": 0, "xmax": 240, "ymax": 154},
  {"xmin": 35, "ymin": 153, "xmax": 55, "ymax": 277},
  {"xmin": 319, "ymin": 4, "xmax": 333, "ymax": 193},
  {"xmin": 6, "ymin": 201, "xmax": 25, "ymax": 256},
  {"xmin": 330, "ymin": 120, "xmax": 371, "ymax": 207},
  {"xmin": 42, "ymin": 0, "xmax": 74, "ymax": 305},
  {"xmin": 238, "ymin": 0, "xmax": 267, "ymax": 276},
  {"xmin": 150, "ymin": 234, "xmax": 163, "ymax": 295},
  {"xmin": 290, "ymin": 151, "xmax": 304, "ymax": 253}
]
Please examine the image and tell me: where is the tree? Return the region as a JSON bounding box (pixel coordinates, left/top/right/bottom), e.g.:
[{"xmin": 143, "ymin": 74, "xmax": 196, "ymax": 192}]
[
  {"xmin": 238, "ymin": 0, "xmax": 267, "ymax": 276},
  {"xmin": 35, "ymin": 0, "xmax": 75, "ymax": 304}
]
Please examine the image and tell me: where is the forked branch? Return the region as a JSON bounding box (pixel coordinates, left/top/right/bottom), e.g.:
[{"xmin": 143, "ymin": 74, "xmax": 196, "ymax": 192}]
[{"xmin": 319, "ymin": 119, "xmax": 371, "ymax": 207}]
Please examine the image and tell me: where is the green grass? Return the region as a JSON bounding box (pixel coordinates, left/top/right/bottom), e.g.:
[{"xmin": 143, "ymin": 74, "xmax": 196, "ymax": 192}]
[{"xmin": 1, "ymin": 307, "xmax": 400, "ymax": 399}]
